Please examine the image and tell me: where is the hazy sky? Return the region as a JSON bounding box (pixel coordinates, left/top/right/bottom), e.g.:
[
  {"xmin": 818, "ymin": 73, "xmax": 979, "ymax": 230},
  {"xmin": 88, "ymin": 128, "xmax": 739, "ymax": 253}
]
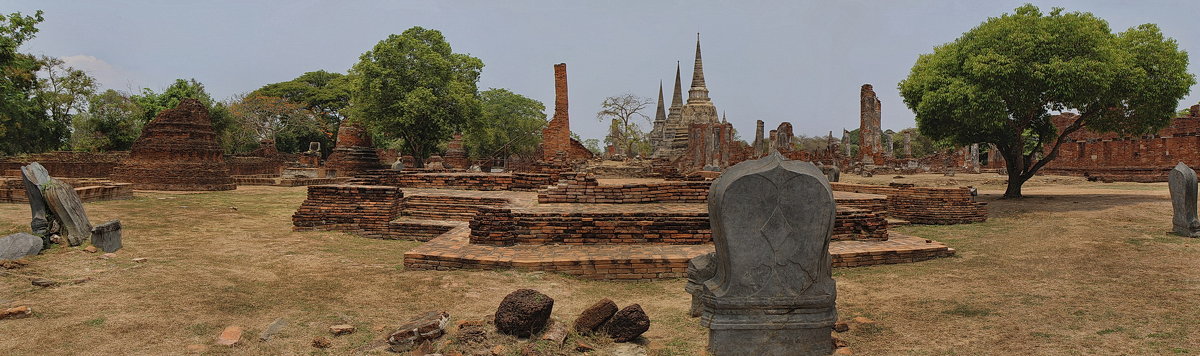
[{"xmin": 9, "ymin": 0, "xmax": 1200, "ymax": 141}]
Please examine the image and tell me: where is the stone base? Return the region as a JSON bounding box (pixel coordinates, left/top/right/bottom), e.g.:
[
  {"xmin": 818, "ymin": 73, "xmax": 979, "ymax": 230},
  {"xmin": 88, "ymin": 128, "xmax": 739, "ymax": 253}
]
[{"xmin": 708, "ymin": 327, "xmax": 832, "ymax": 356}]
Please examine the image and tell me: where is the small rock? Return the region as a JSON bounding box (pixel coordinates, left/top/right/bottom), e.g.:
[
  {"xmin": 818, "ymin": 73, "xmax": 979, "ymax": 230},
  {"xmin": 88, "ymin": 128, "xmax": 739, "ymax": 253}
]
[
  {"xmin": 832, "ymin": 334, "xmax": 848, "ymax": 348},
  {"xmin": 132, "ymin": 258, "xmax": 147, "ymax": 263},
  {"xmin": 185, "ymin": 344, "xmax": 208, "ymax": 353},
  {"xmin": 329, "ymin": 324, "xmax": 356, "ymax": 336},
  {"xmin": 30, "ymin": 278, "xmax": 58, "ymax": 287},
  {"xmin": 575, "ymin": 341, "xmax": 594, "ymax": 352},
  {"xmin": 850, "ymin": 316, "xmax": 874, "ymax": 325},
  {"xmin": 0, "ymin": 259, "xmax": 29, "ymax": 269},
  {"xmin": 601, "ymin": 304, "xmax": 650, "ymax": 342},
  {"xmin": 99, "ymin": 253, "xmax": 116, "ymax": 260},
  {"xmin": 388, "ymin": 311, "xmax": 449, "ymax": 350},
  {"xmin": 494, "ymin": 289, "xmax": 554, "ymax": 337},
  {"xmin": 539, "ymin": 320, "xmax": 567, "ymax": 346},
  {"xmin": 573, "ymin": 298, "xmax": 617, "ymax": 333},
  {"xmin": 0, "ymin": 305, "xmax": 32, "ymax": 320},
  {"xmin": 70, "ymin": 277, "xmax": 92, "ymax": 285},
  {"xmin": 834, "ymin": 347, "xmax": 853, "ymax": 355},
  {"xmin": 215, "ymin": 326, "xmax": 243, "ymax": 346},
  {"xmin": 83, "ymin": 246, "xmax": 98, "ymax": 253},
  {"xmin": 259, "ymin": 318, "xmax": 287, "ymax": 341},
  {"xmin": 834, "ymin": 321, "xmax": 849, "ymax": 332},
  {"xmin": 311, "ymin": 336, "xmax": 331, "ymax": 348}
]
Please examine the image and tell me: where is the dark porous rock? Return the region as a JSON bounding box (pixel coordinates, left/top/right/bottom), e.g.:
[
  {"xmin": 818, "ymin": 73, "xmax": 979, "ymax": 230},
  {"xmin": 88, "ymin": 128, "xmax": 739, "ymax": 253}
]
[
  {"xmin": 387, "ymin": 311, "xmax": 449, "ymax": 351},
  {"xmin": 573, "ymin": 298, "xmax": 617, "ymax": 333},
  {"xmin": 90, "ymin": 220, "xmax": 123, "ymax": 253},
  {"xmin": 494, "ymin": 289, "xmax": 554, "ymax": 337},
  {"xmin": 601, "ymin": 304, "xmax": 650, "ymax": 342},
  {"xmin": 0, "ymin": 233, "xmax": 43, "ymax": 261}
]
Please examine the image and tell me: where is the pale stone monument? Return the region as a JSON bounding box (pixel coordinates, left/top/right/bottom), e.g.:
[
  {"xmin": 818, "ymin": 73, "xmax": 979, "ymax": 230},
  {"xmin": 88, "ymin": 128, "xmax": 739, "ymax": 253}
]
[
  {"xmin": 691, "ymin": 152, "xmax": 838, "ymax": 355},
  {"xmin": 1169, "ymin": 162, "xmax": 1200, "ymax": 237}
]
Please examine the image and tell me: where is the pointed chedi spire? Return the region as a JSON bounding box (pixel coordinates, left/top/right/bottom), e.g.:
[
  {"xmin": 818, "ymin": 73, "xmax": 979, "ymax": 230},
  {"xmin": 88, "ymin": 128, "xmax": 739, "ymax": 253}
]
[
  {"xmin": 671, "ymin": 61, "xmax": 683, "ymax": 108},
  {"xmin": 656, "ymin": 81, "xmax": 667, "ymax": 122},
  {"xmin": 688, "ymin": 33, "xmax": 710, "ymax": 103}
]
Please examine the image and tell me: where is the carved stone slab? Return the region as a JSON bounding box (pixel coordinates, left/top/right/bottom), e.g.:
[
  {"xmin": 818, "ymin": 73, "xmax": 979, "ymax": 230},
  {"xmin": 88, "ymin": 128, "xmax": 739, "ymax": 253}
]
[
  {"xmin": 43, "ymin": 178, "xmax": 92, "ymax": 246},
  {"xmin": 91, "ymin": 220, "xmax": 123, "ymax": 252},
  {"xmin": 20, "ymin": 163, "xmax": 51, "ymax": 239},
  {"xmin": 696, "ymin": 152, "xmax": 837, "ymax": 356},
  {"xmin": 1169, "ymin": 162, "xmax": 1200, "ymax": 237}
]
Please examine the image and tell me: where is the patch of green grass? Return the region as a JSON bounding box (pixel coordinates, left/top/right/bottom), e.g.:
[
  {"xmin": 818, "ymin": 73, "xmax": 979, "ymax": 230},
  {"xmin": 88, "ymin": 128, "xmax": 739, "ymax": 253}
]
[
  {"xmin": 84, "ymin": 317, "xmax": 105, "ymax": 327},
  {"xmin": 942, "ymin": 304, "xmax": 995, "ymax": 317}
]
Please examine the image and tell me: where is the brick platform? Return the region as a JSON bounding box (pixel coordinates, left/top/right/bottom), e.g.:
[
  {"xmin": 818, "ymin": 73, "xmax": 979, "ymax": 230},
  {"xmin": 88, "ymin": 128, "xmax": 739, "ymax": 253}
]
[
  {"xmin": 232, "ymin": 175, "xmax": 346, "ymax": 187},
  {"xmin": 403, "ymin": 228, "xmax": 954, "ymax": 280},
  {"xmin": 0, "ymin": 178, "xmax": 132, "ymax": 203},
  {"xmin": 350, "ymin": 171, "xmax": 558, "ymax": 192},
  {"xmin": 832, "ymin": 182, "xmax": 987, "ymax": 224}
]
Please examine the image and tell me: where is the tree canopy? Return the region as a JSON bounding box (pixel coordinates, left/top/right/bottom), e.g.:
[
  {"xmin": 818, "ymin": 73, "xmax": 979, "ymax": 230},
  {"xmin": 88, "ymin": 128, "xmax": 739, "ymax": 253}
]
[
  {"xmin": 899, "ymin": 4, "xmax": 1195, "ymax": 197},
  {"xmin": 349, "ymin": 26, "xmax": 483, "ymax": 167},
  {"xmin": 70, "ymin": 89, "xmax": 143, "ymax": 152},
  {"xmin": 228, "ymin": 94, "xmax": 322, "ymax": 153},
  {"xmin": 596, "ymin": 93, "xmax": 653, "ymax": 157},
  {"xmin": 464, "ymin": 88, "xmax": 546, "ymax": 162},
  {"xmin": 132, "ymin": 78, "xmax": 243, "ymax": 153},
  {"xmin": 0, "ymin": 11, "xmax": 54, "ymax": 155}
]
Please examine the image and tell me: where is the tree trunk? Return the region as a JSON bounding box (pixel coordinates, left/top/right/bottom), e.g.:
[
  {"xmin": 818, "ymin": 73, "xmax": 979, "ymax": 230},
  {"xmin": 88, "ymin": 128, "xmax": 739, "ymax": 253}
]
[
  {"xmin": 1004, "ymin": 174, "xmax": 1027, "ymax": 198},
  {"xmin": 1001, "ymin": 146, "xmax": 1027, "ymax": 199}
]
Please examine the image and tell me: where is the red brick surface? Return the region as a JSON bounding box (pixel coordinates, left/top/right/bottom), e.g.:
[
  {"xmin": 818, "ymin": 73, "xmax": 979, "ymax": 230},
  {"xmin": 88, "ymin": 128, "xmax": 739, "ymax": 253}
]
[{"xmin": 110, "ymin": 99, "xmax": 235, "ymax": 191}]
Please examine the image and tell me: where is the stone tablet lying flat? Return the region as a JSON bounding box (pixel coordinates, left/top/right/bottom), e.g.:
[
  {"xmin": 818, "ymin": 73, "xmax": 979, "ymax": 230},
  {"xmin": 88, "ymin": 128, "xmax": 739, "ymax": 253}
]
[{"xmin": 0, "ymin": 233, "xmax": 43, "ymax": 261}]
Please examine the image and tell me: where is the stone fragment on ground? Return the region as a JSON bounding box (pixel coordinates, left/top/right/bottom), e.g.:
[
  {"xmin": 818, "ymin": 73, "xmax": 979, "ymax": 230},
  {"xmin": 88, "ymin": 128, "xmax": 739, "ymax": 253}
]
[
  {"xmin": 0, "ymin": 233, "xmax": 43, "ymax": 261},
  {"xmin": 832, "ymin": 334, "xmax": 848, "ymax": 348},
  {"xmin": 834, "ymin": 321, "xmax": 850, "ymax": 332},
  {"xmin": 850, "ymin": 316, "xmax": 874, "ymax": 325},
  {"xmin": 42, "ymin": 177, "xmax": 92, "ymax": 246},
  {"xmin": 90, "ymin": 220, "xmax": 122, "ymax": 252},
  {"xmin": 329, "ymin": 324, "xmax": 355, "ymax": 335},
  {"xmin": 494, "ymin": 289, "xmax": 553, "ymax": 337},
  {"xmin": 311, "ymin": 336, "xmax": 331, "ymax": 348},
  {"xmin": 1, "ymin": 305, "xmax": 32, "ymax": 320},
  {"xmin": 601, "ymin": 304, "xmax": 650, "ymax": 342},
  {"xmin": 538, "ymin": 320, "xmax": 567, "ymax": 345},
  {"xmin": 30, "ymin": 278, "xmax": 58, "ymax": 287},
  {"xmin": 573, "ymin": 298, "xmax": 617, "ymax": 333},
  {"xmin": 132, "ymin": 258, "xmax": 147, "ymax": 263},
  {"xmin": 215, "ymin": 326, "xmax": 243, "ymax": 346},
  {"xmin": 387, "ymin": 311, "xmax": 449, "ymax": 352},
  {"xmin": 83, "ymin": 246, "xmax": 97, "ymax": 253},
  {"xmin": 574, "ymin": 341, "xmax": 594, "ymax": 352},
  {"xmin": 259, "ymin": 318, "xmax": 287, "ymax": 341},
  {"xmin": 99, "ymin": 253, "xmax": 116, "ymax": 260},
  {"xmin": 454, "ymin": 319, "xmax": 488, "ymax": 344}
]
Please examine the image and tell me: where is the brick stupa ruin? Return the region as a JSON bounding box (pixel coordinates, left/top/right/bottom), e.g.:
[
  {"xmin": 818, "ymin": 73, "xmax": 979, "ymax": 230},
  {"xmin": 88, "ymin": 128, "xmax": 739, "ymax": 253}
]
[
  {"xmin": 324, "ymin": 123, "xmax": 382, "ymax": 177},
  {"xmin": 110, "ymin": 99, "xmax": 235, "ymax": 191}
]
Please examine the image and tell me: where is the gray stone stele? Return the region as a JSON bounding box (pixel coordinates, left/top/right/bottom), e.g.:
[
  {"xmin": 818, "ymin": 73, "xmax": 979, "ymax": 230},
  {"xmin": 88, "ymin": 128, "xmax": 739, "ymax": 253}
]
[
  {"xmin": 696, "ymin": 151, "xmax": 838, "ymax": 356},
  {"xmin": 42, "ymin": 177, "xmax": 92, "ymax": 246},
  {"xmin": 20, "ymin": 163, "xmax": 52, "ymax": 240},
  {"xmin": 1169, "ymin": 162, "xmax": 1200, "ymax": 237},
  {"xmin": 0, "ymin": 233, "xmax": 43, "ymax": 261},
  {"xmin": 90, "ymin": 220, "xmax": 123, "ymax": 253},
  {"xmin": 685, "ymin": 252, "xmax": 715, "ymax": 317}
]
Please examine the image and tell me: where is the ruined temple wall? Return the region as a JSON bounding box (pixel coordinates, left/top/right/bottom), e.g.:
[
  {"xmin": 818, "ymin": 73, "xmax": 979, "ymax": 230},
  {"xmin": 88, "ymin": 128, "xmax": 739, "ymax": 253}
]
[
  {"xmin": 349, "ymin": 170, "xmax": 558, "ymax": 191},
  {"xmin": 1035, "ymin": 112, "xmax": 1200, "ymax": 181},
  {"xmin": 291, "ymin": 184, "xmax": 402, "ymax": 238},
  {"xmin": 537, "ymin": 173, "xmax": 710, "ymax": 203},
  {"xmin": 831, "ymin": 182, "xmax": 987, "ymax": 224},
  {"xmin": 0, "ymin": 151, "xmax": 129, "ymax": 178},
  {"xmin": 859, "ymin": 84, "xmax": 884, "ymax": 163},
  {"xmin": 538, "ymin": 63, "xmax": 595, "ymax": 163}
]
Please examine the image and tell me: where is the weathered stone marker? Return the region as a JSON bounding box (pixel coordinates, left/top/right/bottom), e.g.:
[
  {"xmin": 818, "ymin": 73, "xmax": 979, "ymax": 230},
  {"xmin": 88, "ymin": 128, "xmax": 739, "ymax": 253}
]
[
  {"xmin": 692, "ymin": 152, "xmax": 838, "ymax": 355},
  {"xmin": 42, "ymin": 177, "xmax": 92, "ymax": 246},
  {"xmin": 0, "ymin": 233, "xmax": 43, "ymax": 261},
  {"xmin": 90, "ymin": 220, "xmax": 123, "ymax": 252},
  {"xmin": 1169, "ymin": 162, "xmax": 1200, "ymax": 237},
  {"xmin": 20, "ymin": 163, "xmax": 52, "ymax": 245}
]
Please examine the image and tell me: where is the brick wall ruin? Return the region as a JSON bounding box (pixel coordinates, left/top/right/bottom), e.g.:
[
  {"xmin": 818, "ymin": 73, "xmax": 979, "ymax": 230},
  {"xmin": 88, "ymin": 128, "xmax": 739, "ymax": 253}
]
[
  {"xmin": 110, "ymin": 99, "xmax": 235, "ymax": 191},
  {"xmin": 349, "ymin": 171, "xmax": 558, "ymax": 191},
  {"xmin": 831, "ymin": 182, "xmax": 987, "ymax": 224},
  {"xmin": 859, "ymin": 84, "xmax": 884, "ymax": 164},
  {"xmin": 538, "ymin": 63, "xmax": 594, "ymax": 164},
  {"xmin": 291, "ymin": 185, "xmax": 402, "ymax": 238},
  {"xmin": 1030, "ymin": 107, "xmax": 1200, "ymax": 182},
  {"xmin": 0, "ymin": 151, "xmax": 128, "ymax": 178}
]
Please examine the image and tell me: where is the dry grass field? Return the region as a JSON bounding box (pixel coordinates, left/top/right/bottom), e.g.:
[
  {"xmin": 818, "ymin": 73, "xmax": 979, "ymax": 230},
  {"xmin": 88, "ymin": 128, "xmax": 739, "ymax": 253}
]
[{"xmin": 2, "ymin": 173, "xmax": 1199, "ymax": 355}]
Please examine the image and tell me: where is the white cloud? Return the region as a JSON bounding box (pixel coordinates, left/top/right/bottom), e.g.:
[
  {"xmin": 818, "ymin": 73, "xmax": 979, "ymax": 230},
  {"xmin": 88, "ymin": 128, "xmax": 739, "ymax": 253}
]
[{"xmin": 59, "ymin": 55, "xmax": 144, "ymax": 94}]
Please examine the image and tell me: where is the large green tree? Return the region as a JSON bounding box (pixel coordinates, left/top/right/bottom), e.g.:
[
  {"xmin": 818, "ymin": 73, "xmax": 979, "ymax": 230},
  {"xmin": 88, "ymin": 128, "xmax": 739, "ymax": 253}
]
[
  {"xmin": 228, "ymin": 94, "xmax": 322, "ymax": 153},
  {"xmin": 596, "ymin": 93, "xmax": 653, "ymax": 157},
  {"xmin": 0, "ymin": 11, "xmax": 56, "ymax": 155},
  {"xmin": 464, "ymin": 88, "xmax": 546, "ymax": 162},
  {"xmin": 37, "ymin": 55, "xmax": 96, "ymax": 138},
  {"xmin": 899, "ymin": 5, "xmax": 1195, "ymax": 197},
  {"xmin": 349, "ymin": 26, "xmax": 483, "ymax": 167},
  {"xmin": 71, "ymin": 89, "xmax": 143, "ymax": 151},
  {"xmin": 253, "ymin": 70, "xmax": 350, "ymax": 153}
]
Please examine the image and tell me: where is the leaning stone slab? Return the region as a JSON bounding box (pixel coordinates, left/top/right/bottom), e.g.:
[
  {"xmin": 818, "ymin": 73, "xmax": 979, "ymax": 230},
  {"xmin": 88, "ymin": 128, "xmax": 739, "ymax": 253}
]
[
  {"xmin": 1169, "ymin": 162, "xmax": 1200, "ymax": 237},
  {"xmin": 696, "ymin": 152, "xmax": 838, "ymax": 356},
  {"xmin": 20, "ymin": 163, "xmax": 51, "ymax": 239},
  {"xmin": 0, "ymin": 233, "xmax": 43, "ymax": 261},
  {"xmin": 90, "ymin": 220, "xmax": 122, "ymax": 253},
  {"xmin": 42, "ymin": 178, "xmax": 92, "ymax": 246}
]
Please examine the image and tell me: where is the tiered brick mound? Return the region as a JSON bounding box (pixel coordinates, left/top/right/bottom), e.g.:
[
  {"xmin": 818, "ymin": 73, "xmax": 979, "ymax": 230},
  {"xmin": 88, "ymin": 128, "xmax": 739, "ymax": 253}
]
[
  {"xmin": 324, "ymin": 124, "xmax": 381, "ymax": 177},
  {"xmin": 443, "ymin": 133, "xmax": 468, "ymax": 169},
  {"xmin": 0, "ymin": 151, "xmax": 128, "ymax": 178},
  {"xmin": 0, "ymin": 178, "xmax": 132, "ymax": 203},
  {"xmin": 292, "ymin": 185, "xmax": 401, "ymax": 238},
  {"xmin": 401, "ymin": 195, "xmax": 509, "ymax": 221},
  {"xmin": 469, "ymin": 205, "xmax": 886, "ymax": 246},
  {"xmin": 350, "ymin": 171, "xmax": 557, "ymax": 191},
  {"xmin": 538, "ymin": 173, "xmax": 709, "ymax": 203},
  {"xmin": 832, "ymin": 182, "xmax": 987, "ymax": 224},
  {"xmin": 110, "ymin": 99, "xmax": 235, "ymax": 190}
]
